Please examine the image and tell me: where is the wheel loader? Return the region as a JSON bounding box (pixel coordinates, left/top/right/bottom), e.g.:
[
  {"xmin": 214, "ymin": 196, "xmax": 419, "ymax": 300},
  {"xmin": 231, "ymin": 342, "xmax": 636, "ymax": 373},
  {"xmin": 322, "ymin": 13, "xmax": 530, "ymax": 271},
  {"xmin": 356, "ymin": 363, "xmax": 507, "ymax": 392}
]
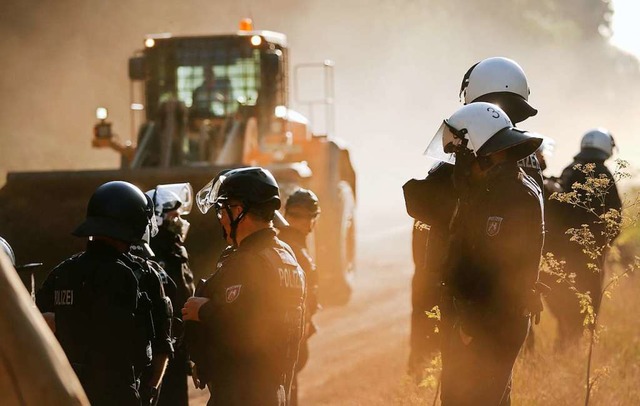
[{"xmin": 0, "ymin": 20, "xmax": 356, "ymax": 304}]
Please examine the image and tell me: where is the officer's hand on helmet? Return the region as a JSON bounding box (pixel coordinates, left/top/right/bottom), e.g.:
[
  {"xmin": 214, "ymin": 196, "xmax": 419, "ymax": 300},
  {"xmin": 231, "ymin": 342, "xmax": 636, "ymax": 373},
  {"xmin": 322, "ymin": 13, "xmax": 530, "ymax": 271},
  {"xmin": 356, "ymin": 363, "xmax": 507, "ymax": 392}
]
[{"xmin": 182, "ymin": 296, "xmax": 210, "ymax": 321}]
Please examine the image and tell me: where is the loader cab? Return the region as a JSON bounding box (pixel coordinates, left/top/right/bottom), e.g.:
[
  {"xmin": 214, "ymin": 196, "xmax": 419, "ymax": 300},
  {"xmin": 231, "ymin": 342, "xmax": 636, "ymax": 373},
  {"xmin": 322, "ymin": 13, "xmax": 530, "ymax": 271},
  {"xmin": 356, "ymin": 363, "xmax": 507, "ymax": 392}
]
[{"xmin": 128, "ymin": 31, "xmax": 289, "ymax": 167}]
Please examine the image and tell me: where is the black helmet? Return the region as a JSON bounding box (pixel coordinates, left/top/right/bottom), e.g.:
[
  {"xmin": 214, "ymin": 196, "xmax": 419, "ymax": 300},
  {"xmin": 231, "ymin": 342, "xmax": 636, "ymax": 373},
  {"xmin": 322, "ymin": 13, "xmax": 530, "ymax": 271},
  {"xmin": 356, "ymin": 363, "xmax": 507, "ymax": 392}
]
[
  {"xmin": 197, "ymin": 167, "xmax": 281, "ymax": 214},
  {"xmin": 197, "ymin": 167, "xmax": 280, "ymax": 246},
  {"xmin": 73, "ymin": 181, "xmax": 153, "ymax": 243},
  {"xmin": 285, "ymin": 188, "xmax": 321, "ymax": 215}
]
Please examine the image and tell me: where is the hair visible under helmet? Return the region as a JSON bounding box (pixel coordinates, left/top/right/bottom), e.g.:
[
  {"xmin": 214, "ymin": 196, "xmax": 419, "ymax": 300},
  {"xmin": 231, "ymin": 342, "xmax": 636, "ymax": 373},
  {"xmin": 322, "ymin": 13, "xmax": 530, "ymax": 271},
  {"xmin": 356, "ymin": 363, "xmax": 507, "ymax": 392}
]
[{"xmin": 285, "ymin": 188, "xmax": 321, "ymax": 216}]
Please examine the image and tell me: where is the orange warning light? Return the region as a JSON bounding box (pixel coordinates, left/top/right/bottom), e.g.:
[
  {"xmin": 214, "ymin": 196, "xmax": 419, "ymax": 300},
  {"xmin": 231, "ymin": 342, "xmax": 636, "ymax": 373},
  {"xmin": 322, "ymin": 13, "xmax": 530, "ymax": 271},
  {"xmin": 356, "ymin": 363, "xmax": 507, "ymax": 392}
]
[{"xmin": 239, "ymin": 18, "xmax": 253, "ymax": 31}]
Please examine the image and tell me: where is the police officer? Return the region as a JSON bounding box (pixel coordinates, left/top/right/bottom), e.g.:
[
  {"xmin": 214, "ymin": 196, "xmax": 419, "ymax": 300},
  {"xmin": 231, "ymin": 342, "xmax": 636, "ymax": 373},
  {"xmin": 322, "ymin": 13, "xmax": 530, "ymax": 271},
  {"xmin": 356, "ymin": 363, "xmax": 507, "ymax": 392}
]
[
  {"xmin": 35, "ymin": 181, "xmax": 170, "ymax": 406},
  {"xmin": 183, "ymin": 167, "xmax": 305, "ymax": 406},
  {"xmin": 127, "ymin": 223, "xmax": 175, "ymax": 406},
  {"xmin": 277, "ymin": 188, "xmax": 321, "ymax": 406},
  {"xmin": 546, "ymin": 128, "xmax": 622, "ymax": 346},
  {"xmin": 426, "ymin": 103, "xmax": 544, "ymax": 404},
  {"xmin": 405, "ymin": 57, "xmax": 542, "ymax": 375},
  {"xmin": 145, "ymin": 183, "xmax": 196, "ymax": 406}
]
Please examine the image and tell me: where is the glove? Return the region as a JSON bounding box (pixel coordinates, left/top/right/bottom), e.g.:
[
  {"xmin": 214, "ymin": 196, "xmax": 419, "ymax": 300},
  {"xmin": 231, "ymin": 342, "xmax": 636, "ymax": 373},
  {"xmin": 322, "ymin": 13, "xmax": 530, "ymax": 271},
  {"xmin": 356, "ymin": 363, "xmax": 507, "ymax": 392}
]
[{"xmin": 526, "ymin": 281, "xmax": 551, "ymax": 325}]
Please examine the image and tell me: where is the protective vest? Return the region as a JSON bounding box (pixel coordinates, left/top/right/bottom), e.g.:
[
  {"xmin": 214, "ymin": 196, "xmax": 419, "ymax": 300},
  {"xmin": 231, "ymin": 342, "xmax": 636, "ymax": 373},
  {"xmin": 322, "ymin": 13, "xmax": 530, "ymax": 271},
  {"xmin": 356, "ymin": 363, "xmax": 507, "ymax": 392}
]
[
  {"xmin": 48, "ymin": 249, "xmax": 153, "ymax": 376},
  {"xmin": 257, "ymin": 244, "xmax": 306, "ymax": 377},
  {"xmin": 188, "ymin": 228, "xmax": 305, "ymax": 405},
  {"xmin": 126, "ymin": 254, "xmax": 175, "ymax": 361}
]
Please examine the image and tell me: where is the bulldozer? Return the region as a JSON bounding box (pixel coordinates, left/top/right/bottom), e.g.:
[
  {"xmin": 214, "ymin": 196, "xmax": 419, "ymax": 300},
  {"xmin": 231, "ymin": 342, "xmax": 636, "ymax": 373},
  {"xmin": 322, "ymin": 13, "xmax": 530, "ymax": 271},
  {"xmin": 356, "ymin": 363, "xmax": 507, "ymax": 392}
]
[{"xmin": 0, "ymin": 20, "xmax": 356, "ymax": 304}]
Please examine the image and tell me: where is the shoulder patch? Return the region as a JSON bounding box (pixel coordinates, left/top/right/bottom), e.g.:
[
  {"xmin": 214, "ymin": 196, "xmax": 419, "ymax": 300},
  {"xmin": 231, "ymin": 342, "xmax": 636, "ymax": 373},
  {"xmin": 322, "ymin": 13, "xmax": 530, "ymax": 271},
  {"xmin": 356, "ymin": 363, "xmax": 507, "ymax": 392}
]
[
  {"xmin": 225, "ymin": 285, "xmax": 242, "ymax": 303},
  {"xmin": 486, "ymin": 216, "xmax": 503, "ymax": 237}
]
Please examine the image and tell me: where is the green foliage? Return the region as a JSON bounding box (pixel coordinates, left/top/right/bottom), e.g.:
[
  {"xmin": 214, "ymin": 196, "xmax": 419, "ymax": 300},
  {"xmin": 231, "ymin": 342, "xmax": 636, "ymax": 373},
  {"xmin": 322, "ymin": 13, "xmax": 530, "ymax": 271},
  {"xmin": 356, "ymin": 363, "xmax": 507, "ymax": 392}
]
[
  {"xmin": 544, "ymin": 159, "xmax": 639, "ymax": 405},
  {"xmin": 418, "ymin": 354, "xmax": 442, "ymax": 390}
]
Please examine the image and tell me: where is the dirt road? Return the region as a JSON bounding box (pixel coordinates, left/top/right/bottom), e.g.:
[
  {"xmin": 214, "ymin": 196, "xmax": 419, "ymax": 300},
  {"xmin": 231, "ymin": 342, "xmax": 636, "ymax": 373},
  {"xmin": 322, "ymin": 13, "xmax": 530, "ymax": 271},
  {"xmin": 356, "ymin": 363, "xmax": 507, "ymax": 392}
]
[{"xmin": 189, "ymin": 213, "xmax": 416, "ymax": 405}]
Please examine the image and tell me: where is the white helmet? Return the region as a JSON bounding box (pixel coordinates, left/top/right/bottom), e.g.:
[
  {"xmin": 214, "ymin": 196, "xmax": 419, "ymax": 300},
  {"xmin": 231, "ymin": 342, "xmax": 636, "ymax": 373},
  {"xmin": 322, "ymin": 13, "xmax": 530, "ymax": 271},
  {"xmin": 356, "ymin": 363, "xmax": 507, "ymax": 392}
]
[
  {"xmin": 146, "ymin": 183, "xmax": 193, "ymax": 239},
  {"xmin": 460, "ymin": 57, "xmax": 537, "ymax": 123},
  {"xmin": 146, "ymin": 183, "xmax": 194, "ymax": 222},
  {"xmin": 580, "ymin": 128, "xmax": 615, "ymax": 160},
  {"xmin": 425, "ymin": 102, "xmax": 542, "ymax": 163},
  {"xmin": 0, "ymin": 236, "xmax": 16, "ymax": 266},
  {"xmin": 534, "ymin": 134, "xmax": 555, "ymax": 171}
]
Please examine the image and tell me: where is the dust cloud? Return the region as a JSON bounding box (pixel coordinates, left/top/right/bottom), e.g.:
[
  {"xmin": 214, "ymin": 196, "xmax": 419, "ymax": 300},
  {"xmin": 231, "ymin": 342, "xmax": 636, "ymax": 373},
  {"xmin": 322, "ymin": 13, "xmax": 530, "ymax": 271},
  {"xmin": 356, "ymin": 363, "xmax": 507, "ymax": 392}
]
[{"xmin": 1, "ymin": 0, "xmax": 639, "ymax": 226}]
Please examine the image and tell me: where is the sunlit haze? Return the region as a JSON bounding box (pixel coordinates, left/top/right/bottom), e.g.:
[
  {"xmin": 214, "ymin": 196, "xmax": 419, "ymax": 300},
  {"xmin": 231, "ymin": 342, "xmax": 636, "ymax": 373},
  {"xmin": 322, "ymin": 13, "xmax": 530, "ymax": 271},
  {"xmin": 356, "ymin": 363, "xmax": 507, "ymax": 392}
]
[{"xmin": 610, "ymin": 0, "xmax": 640, "ymax": 56}]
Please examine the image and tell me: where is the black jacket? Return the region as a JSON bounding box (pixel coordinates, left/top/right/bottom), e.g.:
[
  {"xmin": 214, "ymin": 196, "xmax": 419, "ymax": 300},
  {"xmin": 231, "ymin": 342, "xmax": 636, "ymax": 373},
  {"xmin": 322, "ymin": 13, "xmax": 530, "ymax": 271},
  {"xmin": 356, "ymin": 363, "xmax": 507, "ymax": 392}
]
[
  {"xmin": 445, "ymin": 164, "xmax": 544, "ymax": 323},
  {"xmin": 277, "ymin": 226, "xmax": 319, "ymax": 323},
  {"xmin": 189, "ymin": 228, "xmax": 305, "ymax": 406},
  {"xmin": 559, "ymin": 156, "xmax": 622, "ymax": 249},
  {"xmin": 36, "ymin": 240, "xmax": 150, "ymax": 406},
  {"xmin": 150, "ymin": 227, "xmax": 195, "ymax": 313}
]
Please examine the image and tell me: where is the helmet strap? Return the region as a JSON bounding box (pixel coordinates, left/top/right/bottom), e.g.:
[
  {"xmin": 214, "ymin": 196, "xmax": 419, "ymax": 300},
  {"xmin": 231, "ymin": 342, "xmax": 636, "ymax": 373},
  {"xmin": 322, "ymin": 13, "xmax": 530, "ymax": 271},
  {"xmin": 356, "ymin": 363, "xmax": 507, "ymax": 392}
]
[
  {"xmin": 459, "ymin": 62, "xmax": 480, "ymax": 101},
  {"xmin": 226, "ymin": 205, "xmax": 249, "ymax": 247}
]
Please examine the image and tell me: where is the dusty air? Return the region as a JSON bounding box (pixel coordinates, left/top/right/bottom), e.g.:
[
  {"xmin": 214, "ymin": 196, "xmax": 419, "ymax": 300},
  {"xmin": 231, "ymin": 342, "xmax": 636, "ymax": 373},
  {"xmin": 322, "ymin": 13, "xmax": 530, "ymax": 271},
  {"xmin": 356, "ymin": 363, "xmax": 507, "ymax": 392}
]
[{"xmin": 1, "ymin": 2, "xmax": 640, "ymax": 405}]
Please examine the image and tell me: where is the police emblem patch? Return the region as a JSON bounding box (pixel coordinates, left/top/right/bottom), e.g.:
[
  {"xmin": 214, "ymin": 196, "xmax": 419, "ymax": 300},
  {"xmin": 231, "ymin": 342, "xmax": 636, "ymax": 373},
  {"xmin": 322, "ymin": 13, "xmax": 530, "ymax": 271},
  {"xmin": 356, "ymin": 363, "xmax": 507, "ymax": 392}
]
[
  {"xmin": 225, "ymin": 285, "xmax": 242, "ymax": 303},
  {"xmin": 486, "ymin": 216, "xmax": 503, "ymax": 237}
]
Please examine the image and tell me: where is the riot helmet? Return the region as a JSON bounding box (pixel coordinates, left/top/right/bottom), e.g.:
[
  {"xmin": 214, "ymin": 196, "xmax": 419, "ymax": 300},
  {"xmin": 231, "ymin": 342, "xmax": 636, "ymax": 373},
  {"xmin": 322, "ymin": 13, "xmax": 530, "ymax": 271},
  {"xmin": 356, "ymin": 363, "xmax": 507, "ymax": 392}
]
[
  {"xmin": 425, "ymin": 102, "xmax": 542, "ymax": 164},
  {"xmin": 578, "ymin": 128, "xmax": 616, "ymax": 161},
  {"xmin": 0, "ymin": 236, "xmax": 43, "ymax": 271},
  {"xmin": 285, "ymin": 188, "xmax": 321, "ymax": 217},
  {"xmin": 197, "ymin": 167, "xmax": 281, "ymax": 245},
  {"xmin": 534, "ymin": 134, "xmax": 556, "ymax": 172},
  {"xmin": 146, "ymin": 183, "xmax": 193, "ymax": 239},
  {"xmin": 73, "ymin": 181, "xmax": 156, "ymax": 244},
  {"xmin": 459, "ymin": 57, "xmax": 537, "ymax": 124},
  {"xmin": 0, "ymin": 236, "xmax": 16, "ymax": 267}
]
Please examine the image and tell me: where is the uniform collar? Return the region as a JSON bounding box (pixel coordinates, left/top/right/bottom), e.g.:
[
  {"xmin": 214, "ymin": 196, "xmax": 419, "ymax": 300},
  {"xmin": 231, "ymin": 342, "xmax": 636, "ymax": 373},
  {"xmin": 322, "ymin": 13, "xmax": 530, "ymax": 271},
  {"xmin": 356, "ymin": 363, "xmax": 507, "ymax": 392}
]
[
  {"xmin": 278, "ymin": 226, "xmax": 307, "ymax": 247},
  {"xmin": 86, "ymin": 239, "xmax": 126, "ymax": 256},
  {"xmin": 238, "ymin": 227, "xmax": 277, "ymax": 250},
  {"xmin": 473, "ymin": 161, "xmax": 519, "ymax": 191}
]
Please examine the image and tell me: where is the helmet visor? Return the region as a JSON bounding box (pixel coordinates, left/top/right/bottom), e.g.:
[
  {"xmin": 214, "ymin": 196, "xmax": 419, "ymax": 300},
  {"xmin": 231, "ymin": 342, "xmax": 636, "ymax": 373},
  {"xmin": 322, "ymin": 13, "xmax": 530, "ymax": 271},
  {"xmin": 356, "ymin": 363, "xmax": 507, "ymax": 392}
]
[
  {"xmin": 196, "ymin": 175, "xmax": 226, "ymax": 214},
  {"xmin": 154, "ymin": 183, "xmax": 194, "ymax": 215},
  {"xmin": 423, "ymin": 121, "xmax": 457, "ymax": 164},
  {"xmin": 145, "ymin": 195, "xmax": 159, "ymax": 238},
  {"xmin": 476, "ymin": 128, "xmax": 542, "ymax": 161}
]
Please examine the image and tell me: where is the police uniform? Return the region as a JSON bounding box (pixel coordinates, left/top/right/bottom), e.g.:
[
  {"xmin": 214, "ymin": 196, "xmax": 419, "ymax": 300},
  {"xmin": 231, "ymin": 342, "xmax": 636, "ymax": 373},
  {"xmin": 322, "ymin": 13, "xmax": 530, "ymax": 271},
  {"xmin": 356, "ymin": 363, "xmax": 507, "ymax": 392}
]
[
  {"xmin": 189, "ymin": 227, "xmax": 305, "ymax": 406},
  {"xmin": 36, "ymin": 240, "xmax": 153, "ymax": 406},
  {"xmin": 404, "ymin": 153, "xmax": 541, "ymax": 373},
  {"xmin": 126, "ymin": 254, "xmax": 175, "ymax": 370},
  {"xmin": 149, "ymin": 227, "xmax": 195, "ymax": 406},
  {"xmin": 403, "ymin": 162, "xmax": 457, "ymax": 372},
  {"xmin": 544, "ymin": 153, "xmax": 621, "ymax": 343},
  {"xmin": 277, "ymin": 225, "xmax": 319, "ymax": 405},
  {"xmin": 440, "ymin": 164, "xmax": 544, "ymax": 405}
]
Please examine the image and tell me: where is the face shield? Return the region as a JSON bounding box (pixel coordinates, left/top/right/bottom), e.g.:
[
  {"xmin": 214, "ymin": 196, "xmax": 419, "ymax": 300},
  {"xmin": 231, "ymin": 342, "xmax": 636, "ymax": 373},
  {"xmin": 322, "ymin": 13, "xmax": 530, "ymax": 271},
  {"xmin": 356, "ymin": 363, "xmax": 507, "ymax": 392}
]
[
  {"xmin": 423, "ymin": 120, "xmax": 468, "ymax": 163},
  {"xmin": 145, "ymin": 195, "xmax": 159, "ymax": 239},
  {"xmin": 196, "ymin": 175, "xmax": 226, "ymax": 214}
]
